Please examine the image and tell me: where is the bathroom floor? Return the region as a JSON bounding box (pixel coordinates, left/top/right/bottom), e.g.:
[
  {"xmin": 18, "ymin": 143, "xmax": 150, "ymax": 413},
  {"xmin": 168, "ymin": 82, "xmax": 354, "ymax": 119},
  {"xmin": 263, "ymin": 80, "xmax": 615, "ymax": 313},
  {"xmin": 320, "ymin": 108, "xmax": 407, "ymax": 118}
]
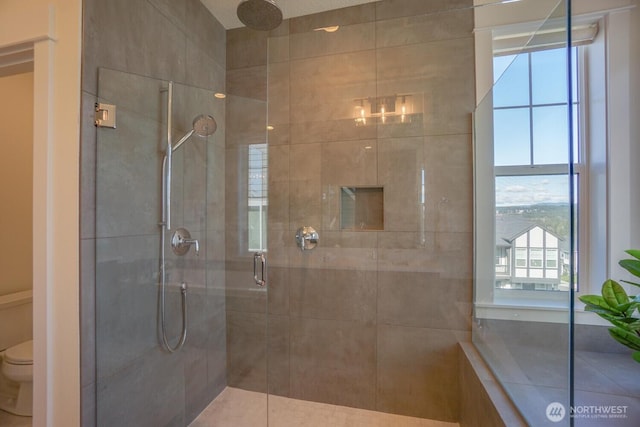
[
  {"xmin": 190, "ymin": 387, "xmax": 459, "ymax": 427},
  {"xmin": 0, "ymin": 410, "xmax": 30, "ymax": 427}
]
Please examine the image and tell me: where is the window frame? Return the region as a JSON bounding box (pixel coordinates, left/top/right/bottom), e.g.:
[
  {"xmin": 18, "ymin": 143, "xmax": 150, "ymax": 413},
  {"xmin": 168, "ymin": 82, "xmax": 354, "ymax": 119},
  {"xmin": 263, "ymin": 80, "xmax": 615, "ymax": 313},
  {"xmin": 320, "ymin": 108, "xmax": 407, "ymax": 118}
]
[
  {"xmin": 492, "ymin": 46, "xmax": 584, "ymax": 306},
  {"xmin": 473, "ymin": 3, "xmax": 636, "ymax": 327}
]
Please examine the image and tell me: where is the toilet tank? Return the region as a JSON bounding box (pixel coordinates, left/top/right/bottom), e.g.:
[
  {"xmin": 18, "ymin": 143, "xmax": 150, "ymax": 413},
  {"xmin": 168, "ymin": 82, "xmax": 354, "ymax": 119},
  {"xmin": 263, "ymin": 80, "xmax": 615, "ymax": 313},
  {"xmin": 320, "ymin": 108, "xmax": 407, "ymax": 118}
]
[{"xmin": 0, "ymin": 290, "xmax": 33, "ymax": 351}]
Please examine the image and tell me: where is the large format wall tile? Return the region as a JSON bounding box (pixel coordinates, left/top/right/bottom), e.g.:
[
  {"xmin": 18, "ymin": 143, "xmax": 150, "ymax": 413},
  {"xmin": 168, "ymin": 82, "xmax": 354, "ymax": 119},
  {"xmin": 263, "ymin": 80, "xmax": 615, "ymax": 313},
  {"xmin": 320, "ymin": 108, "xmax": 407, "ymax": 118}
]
[
  {"xmin": 377, "ymin": 325, "xmax": 461, "ymax": 421},
  {"xmin": 376, "ymin": 38, "xmax": 475, "ymax": 136},
  {"xmin": 268, "ymin": 314, "xmax": 290, "ymax": 397},
  {"xmin": 289, "ymin": 51, "xmax": 376, "ymax": 124},
  {"xmin": 84, "ymin": 0, "xmax": 228, "ymax": 425},
  {"xmin": 289, "ymin": 268, "xmax": 377, "ymax": 323},
  {"xmin": 224, "ymin": 0, "xmax": 475, "ymax": 422},
  {"xmin": 226, "ymin": 310, "xmax": 268, "ymax": 393},
  {"xmin": 289, "ymin": 4, "xmax": 376, "ymax": 34},
  {"xmin": 97, "ymin": 347, "xmax": 185, "ymax": 427},
  {"xmin": 290, "ymin": 317, "xmax": 376, "ymax": 409},
  {"xmin": 83, "ymin": 0, "xmax": 186, "ymax": 95},
  {"xmin": 227, "ymin": 28, "xmax": 268, "ymax": 70},
  {"xmin": 376, "ymin": 8, "xmax": 473, "ymax": 48},
  {"xmin": 290, "ymin": 22, "xmax": 375, "ymax": 60},
  {"xmin": 378, "ymin": 271, "xmax": 471, "ymax": 331},
  {"xmin": 95, "ymin": 235, "xmax": 160, "ymax": 379},
  {"xmin": 376, "ymin": 0, "xmax": 472, "ymax": 21}
]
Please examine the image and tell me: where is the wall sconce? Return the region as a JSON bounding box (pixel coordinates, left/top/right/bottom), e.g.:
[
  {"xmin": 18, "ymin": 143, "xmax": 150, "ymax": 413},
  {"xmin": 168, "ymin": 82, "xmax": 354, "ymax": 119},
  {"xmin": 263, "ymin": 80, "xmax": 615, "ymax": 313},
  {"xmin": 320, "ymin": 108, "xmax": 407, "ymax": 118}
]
[{"xmin": 354, "ymin": 95, "xmax": 414, "ymax": 126}]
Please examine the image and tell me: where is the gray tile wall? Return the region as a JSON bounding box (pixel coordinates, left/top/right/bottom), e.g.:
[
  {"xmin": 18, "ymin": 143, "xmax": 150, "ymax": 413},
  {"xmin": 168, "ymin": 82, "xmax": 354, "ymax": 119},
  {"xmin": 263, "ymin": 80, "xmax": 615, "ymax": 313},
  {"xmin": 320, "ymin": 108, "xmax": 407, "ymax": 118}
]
[
  {"xmin": 225, "ymin": 1, "xmax": 475, "ymax": 422},
  {"xmin": 80, "ymin": 1, "xmax": 227, "ymax": 426}
]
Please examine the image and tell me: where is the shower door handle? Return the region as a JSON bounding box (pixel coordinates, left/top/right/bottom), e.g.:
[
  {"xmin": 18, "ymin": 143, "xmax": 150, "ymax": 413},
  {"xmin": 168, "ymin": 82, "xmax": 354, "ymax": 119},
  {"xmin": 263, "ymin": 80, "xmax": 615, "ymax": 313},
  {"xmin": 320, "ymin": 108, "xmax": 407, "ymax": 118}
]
[{"xmin": 253, "ymin": 252, "xmax": 267, "ymax": 287}]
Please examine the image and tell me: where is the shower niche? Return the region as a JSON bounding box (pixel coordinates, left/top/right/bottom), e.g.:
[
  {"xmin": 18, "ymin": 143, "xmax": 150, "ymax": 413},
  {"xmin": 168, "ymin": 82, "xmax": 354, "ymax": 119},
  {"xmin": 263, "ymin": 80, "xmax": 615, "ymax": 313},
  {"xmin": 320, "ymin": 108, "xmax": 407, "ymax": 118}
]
[{"xmin": 340, "ymin": 186, "xmax": 384, "ymax": 231}]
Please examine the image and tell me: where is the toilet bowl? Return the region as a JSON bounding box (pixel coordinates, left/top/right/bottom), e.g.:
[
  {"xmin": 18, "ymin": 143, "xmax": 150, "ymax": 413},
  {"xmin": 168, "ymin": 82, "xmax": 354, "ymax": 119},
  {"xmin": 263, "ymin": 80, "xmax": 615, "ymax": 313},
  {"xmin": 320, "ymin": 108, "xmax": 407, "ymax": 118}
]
[{"xmin": 0, "ymin": 340, "xmax": 33, "ymax": 416}]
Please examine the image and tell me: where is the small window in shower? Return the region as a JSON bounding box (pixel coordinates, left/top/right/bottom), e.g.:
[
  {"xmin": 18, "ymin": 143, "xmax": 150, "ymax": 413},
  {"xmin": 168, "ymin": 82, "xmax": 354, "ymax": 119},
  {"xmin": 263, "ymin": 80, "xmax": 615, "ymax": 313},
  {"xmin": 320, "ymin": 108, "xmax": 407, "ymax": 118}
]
[
  {"xmin": 248, "ymin": 144, "xmax": 268, "ymax": 251},
  {"xmin": 340, "ymin": 187, "xmax": 383, "ymax": 231}
]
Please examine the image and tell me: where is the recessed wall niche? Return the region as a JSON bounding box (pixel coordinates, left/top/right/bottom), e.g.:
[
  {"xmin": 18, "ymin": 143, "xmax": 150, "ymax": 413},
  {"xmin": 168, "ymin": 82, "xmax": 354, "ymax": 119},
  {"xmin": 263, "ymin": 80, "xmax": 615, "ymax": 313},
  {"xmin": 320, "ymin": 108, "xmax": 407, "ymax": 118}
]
[{"xmin": 340, "ymin": 187, "xmax": 384, "ymax": 231}]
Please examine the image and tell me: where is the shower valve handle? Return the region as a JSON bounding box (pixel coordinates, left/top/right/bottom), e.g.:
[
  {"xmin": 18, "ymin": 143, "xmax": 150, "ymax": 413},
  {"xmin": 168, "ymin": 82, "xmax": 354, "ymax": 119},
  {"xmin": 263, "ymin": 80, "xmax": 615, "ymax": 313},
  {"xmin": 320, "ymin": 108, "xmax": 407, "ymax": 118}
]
[
  {"xmin": 183, "ymin": 237, "xmax": 200, "ymax": 256},
  {"xmin": 171, "ymin": 228, "xmax": 200, "ymax": 256}
]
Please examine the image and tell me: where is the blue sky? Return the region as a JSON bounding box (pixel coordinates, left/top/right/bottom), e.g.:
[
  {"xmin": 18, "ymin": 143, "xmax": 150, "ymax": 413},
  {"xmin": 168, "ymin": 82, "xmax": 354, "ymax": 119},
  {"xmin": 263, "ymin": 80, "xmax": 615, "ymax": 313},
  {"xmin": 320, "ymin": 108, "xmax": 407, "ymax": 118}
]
[
  {"xmin": 493, "ymin": 48, "xmax": 577, "ymax": 206},
  {"xmin": 495, "ymin": 175, "xmax": 569, "ymax": 206}
]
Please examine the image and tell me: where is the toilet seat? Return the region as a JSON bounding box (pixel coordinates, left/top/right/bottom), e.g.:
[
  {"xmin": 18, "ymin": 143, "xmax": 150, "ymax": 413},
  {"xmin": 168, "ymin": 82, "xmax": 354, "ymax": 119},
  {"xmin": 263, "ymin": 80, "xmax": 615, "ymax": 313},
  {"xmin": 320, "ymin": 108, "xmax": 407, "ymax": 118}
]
[{"xmin": 4, "ymin": 340, "xmax": 33, "ymax": 365}]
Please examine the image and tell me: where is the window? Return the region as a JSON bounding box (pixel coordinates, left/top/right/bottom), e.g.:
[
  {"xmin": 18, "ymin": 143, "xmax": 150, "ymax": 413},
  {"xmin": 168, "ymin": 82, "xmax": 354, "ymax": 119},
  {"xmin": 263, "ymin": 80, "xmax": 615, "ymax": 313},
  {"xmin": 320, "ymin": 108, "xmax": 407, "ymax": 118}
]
[
  {"xmin": 515, "ymin": 248, "xmax": 527, "ymax": 267},
  {"xmin": 474, "ymin": 6, "xmax": 632, "ymax": 325},
  {"xmin": 248, "ymin": 144, "xmax": 268, "ymax": 252},
  {"xmin": 546, "ymin": 249, "xmax": 558, "ymax": 269},
  {"xmin": 529, "ymin": 248, "xmax": 543, "ymax": 268},
  {"xmin": 493, "ymin": 47, "xmax": 579, "ymax": 295}
]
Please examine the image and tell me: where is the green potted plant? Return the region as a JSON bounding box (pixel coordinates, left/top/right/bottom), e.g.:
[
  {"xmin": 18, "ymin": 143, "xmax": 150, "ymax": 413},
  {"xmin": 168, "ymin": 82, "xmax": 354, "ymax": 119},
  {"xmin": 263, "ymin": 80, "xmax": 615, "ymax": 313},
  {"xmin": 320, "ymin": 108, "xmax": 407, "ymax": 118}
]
[{"xmin": 579, "ymin": 250, "xmax": 640, "ymax": 363}]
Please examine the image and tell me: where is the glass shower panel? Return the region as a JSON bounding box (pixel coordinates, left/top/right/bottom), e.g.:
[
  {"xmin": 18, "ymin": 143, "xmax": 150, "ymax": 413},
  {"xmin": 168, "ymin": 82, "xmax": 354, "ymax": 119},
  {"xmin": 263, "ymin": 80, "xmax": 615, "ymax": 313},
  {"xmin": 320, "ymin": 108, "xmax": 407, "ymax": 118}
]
[
  {"xmin": 95, "ymin": 68, "xmax": 229, "ymax": 426},
  {"xmin": 223, "ymin": 91, "xmax": 270, "ymax": 425},
  {"xmin": 262, "ymin": 2, "xmax": 477, "ymax": 424},
  {"xmin": 473, "ymin": 1, "xmax": 573, "ymax": 426}
]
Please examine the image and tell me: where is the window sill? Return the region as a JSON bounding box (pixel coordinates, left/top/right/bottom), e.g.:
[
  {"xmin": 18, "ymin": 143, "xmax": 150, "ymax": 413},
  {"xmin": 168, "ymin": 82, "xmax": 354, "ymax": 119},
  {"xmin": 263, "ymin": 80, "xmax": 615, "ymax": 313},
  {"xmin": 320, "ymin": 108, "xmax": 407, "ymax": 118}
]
[{"xmin": 475, "ymin": 301, "xmax": 610, "ymax": 326}]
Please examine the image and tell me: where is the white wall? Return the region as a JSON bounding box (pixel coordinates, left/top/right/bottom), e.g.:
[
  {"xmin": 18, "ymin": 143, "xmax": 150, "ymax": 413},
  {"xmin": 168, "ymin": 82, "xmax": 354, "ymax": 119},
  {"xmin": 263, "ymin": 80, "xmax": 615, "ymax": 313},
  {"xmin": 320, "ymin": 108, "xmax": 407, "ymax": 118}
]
[
  {"xmin": 0, "ymin": 72, "xmax": 33, "ymax": 297},
  {"xmin": 0, "ymin": 1, "xmax": 81, "ymax": 426},
  {"xmin": 631, "ymin": 1, "xmax": 640, "ymax": 249}
]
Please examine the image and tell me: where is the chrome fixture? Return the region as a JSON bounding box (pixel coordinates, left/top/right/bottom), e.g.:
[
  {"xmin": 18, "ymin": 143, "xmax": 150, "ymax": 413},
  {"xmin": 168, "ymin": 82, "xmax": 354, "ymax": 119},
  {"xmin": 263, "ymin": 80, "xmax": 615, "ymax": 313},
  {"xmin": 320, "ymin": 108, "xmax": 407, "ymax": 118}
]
[
  {"xmin": 237, "ymin": 0, "xmax": 283, "ymax": 31},
  {"xmin": 171, "ymin": 228, "xmax": 200, "ymax": 256},
  {"xmin": 172, "ymin": 114, "xmax": 217, "ymax": 152},
  {"xmin": 94, "ymin": 102, "xmax": 116, "ymax": 128},
  {"xmin": 163, "ymin": 112, "xmax": 217, "ymax": 231},
  {"xmin": 158, "ymin": 81, "xmax": 216, "ymax": 353},
  {"xmin": 253, "ymin": 252, "xmax": 267, "ymax": 287},
  {"xmin": 296, "ymin": 226, "xmax": 319, "ymax": 251}
]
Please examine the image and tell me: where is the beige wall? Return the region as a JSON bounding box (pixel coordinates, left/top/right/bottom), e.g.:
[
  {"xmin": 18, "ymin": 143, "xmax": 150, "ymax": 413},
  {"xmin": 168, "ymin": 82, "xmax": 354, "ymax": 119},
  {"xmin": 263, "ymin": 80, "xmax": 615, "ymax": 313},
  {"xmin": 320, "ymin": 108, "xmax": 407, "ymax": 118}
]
[
  {"xmin": 0, "ymin": 72, "xmax": 33, "ymax": 297},
  {"xmin": 0, "ymin": 1, "xmax": 82, "ymax": 426}
]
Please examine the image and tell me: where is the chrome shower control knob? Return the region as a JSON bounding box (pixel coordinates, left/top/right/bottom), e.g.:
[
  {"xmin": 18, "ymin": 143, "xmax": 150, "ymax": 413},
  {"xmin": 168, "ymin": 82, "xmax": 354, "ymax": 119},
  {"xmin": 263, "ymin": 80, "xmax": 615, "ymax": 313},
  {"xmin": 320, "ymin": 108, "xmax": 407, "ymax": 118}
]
[
  {"xmin": 296, "ymin": 226, "xmax": 319, "ymax": 251},
  {"xmin": 171, "ymin": 228, "xmax": 200, "ymax": 256}
]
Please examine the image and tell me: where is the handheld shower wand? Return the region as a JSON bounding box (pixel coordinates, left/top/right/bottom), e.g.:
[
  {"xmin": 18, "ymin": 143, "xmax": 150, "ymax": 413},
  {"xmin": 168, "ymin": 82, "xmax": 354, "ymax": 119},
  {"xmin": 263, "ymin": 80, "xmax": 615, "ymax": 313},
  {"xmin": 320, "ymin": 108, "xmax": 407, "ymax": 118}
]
[{"xmin": 159, "ymin": 82, "xmax": 217, "ymax": 353}]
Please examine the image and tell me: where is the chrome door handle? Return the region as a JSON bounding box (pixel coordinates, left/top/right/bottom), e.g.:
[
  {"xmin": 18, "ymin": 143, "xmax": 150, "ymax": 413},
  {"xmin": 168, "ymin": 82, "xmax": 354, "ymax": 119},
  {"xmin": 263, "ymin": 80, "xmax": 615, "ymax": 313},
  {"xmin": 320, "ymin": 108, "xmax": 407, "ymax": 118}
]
[{"xmin": 253, "ymin": 252, "xmax": 266, "ymax": 287}]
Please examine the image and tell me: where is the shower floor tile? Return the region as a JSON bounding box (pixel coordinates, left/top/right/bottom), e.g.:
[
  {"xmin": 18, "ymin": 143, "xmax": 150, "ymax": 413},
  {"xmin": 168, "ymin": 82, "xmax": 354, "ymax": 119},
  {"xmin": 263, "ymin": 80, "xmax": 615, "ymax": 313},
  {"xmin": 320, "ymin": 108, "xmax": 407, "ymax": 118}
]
[{"xmin": 189, "ymin": 387, "xmax": 459, "ymax": 427}]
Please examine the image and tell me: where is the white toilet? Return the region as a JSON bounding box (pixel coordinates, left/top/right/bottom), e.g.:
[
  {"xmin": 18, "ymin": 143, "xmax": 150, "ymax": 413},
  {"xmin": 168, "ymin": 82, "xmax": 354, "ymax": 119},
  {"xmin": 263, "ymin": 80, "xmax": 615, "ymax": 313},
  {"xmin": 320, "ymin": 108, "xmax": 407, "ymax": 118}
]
[
  {"xmin": 0, "ymin": 340, "xmax": 33, "ymax": 416},
  {"xmin": 0, "ymin": 290, "xmax": 33, "ymax": 417}
]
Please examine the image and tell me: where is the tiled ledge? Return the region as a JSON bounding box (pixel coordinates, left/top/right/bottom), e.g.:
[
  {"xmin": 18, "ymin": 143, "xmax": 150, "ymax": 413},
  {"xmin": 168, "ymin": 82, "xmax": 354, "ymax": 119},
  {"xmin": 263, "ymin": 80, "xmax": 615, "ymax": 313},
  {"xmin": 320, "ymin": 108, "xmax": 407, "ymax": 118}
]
[{"xmin": 458, "ymin": 342, "xmax": 527, "ymax": 427}]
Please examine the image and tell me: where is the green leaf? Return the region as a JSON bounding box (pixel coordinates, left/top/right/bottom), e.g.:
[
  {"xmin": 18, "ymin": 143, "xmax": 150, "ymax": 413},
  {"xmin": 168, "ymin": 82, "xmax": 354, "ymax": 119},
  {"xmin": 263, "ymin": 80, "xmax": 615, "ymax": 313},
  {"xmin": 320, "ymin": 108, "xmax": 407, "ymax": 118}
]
[
  {"xmin": 609, "ymin": 327, "xmax": 640, "ymax": 351},
  {"xmin": 621, "ymin": 280, "xmax": 640, "ymax": 289},
  {"xmin": 602, "ymin": 280, "xmax": 629, "ymax": 308},
  {"xmin": 579, "ymin": 295, "xmax": 620, "ymax": 314},
  {"xmin": 619, "ymin": 259, "xmax": 640, "ymax": 279},
  {"xmin": 615, "ymin": 301, "xmax": 640, "ymax": 316},
  {"xmin": 625, "ymin": 249, "xmax": 640, "ymax": 260},
  {"xmin": 633, "ymin": 352, "xmax": 640, "ymax": 363},
  {"xmin": 608, "ymin": 318, "xmax": 640, "ymax": 332}
]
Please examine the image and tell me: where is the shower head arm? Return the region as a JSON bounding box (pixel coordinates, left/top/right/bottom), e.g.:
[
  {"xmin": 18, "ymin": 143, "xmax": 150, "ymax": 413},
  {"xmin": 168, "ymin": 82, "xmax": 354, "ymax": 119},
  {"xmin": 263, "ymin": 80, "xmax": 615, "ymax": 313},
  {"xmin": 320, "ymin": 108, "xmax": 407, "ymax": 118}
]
[{"xmin": 172, "ymin": 129, "xmax": 195, "ymax": 153}]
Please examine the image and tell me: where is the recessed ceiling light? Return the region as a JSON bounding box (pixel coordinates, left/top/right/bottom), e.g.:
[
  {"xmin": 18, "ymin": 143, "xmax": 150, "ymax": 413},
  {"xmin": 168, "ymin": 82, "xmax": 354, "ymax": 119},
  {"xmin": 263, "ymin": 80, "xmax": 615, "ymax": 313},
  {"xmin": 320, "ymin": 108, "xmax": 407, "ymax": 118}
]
[
  {"xmin": 214, "ymin": 93, "xmax": 226, "ymax": 99},
  {"xmin": 313, "ymin": 26, "xmax": 340, "ymax": 33}
]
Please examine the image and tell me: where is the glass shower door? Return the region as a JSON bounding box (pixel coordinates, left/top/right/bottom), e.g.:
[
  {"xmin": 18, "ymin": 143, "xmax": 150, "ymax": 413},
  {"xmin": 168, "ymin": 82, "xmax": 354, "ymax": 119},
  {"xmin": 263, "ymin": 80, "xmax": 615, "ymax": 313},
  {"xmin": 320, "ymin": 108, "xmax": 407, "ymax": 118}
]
[
  {"xmin": 473, "ymin": 1, "xmax": 574, "ymax": 425},
  {"xmin": 94, "ymin": 68, "xmax": 230, "ymax": 426}
]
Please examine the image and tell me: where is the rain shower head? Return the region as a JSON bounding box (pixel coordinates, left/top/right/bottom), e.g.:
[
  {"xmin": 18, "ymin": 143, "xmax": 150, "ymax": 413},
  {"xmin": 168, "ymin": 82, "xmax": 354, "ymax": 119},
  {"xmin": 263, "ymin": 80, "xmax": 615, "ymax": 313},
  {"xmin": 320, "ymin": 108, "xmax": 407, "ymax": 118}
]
[
  {"xmin": 237, "ymin": 0, "xmax": 283, "ymax": 31},
  {"xmin": 192, "ymin": 114, "xmax": 217, "ymax": 137},
  {"xmin": 172, "ymin": 114, "xmax": 217, "ymax": 152}
]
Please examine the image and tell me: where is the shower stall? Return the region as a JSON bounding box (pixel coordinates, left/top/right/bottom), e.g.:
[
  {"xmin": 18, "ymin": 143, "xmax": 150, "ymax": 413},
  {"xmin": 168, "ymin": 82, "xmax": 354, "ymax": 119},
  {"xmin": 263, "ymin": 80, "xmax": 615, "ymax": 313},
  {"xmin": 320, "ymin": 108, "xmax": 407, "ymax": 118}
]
[{"xmin": 80, "ymin": 0, "xmax": 639, "ymax": 426}]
